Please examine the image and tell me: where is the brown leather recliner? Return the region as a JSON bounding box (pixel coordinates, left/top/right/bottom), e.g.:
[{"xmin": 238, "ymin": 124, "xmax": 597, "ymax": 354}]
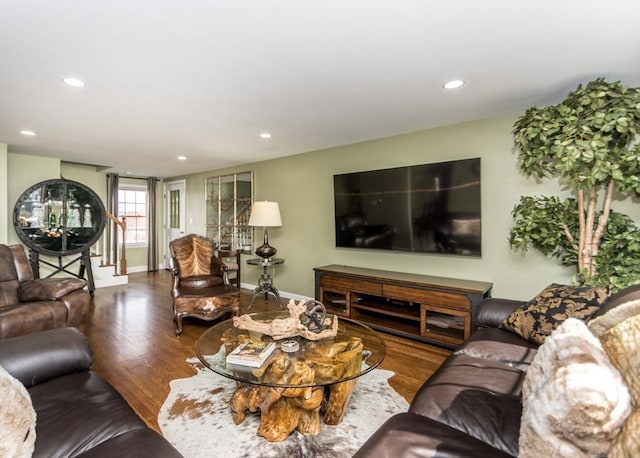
[
  {"xmin": 0, "ymin": 243, "xmax": 90, "ymax": 340},
  {"xmin": 169, "ymin": 234, "xmax": 240, "ymax": 336}
]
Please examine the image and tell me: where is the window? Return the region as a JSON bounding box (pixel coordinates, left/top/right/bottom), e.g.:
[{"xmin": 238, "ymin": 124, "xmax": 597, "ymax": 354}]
[
  {"xmin": 118, "ymin": 186, "xmax": 147, "ymax": 246},
  {"xmin": 206, "ymin": 172, "xmax": 253, "ymax": 252}
]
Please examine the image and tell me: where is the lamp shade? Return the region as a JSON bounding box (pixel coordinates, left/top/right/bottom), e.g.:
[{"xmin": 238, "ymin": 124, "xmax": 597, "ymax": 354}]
[{"xmin": 248, "ymin": 201, "xmax": 282, "ymax": 227}]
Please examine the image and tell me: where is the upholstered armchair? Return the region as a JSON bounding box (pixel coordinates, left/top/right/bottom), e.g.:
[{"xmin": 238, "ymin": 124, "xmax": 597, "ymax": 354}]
[
  {"xmin": 0, "ymin": 244, "xmax": 90, "ymax": 340},
  {"xmin": 169, "ymin": 234, "xmax": 240, "ymax": 336}
]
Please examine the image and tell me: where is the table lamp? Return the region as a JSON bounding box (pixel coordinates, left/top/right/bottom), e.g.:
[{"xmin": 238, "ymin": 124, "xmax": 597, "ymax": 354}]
[{"xmin": 248, "ymin": 201, "xmax": 282, "ymax": 259}]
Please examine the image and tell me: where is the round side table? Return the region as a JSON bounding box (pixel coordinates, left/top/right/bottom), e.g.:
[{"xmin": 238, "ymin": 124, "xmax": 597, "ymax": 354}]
[{"xmin": 246, "ymin": 257, "xmax": 285, "ymax": 309}]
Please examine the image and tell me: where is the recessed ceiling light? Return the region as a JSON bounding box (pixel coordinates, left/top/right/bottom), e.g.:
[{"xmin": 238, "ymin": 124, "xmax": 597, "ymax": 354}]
[
  {"xmin": 20, "ymin": 130, "xmax": 36, "ymax": 136},
  {"xmin": 443, "ymin": 79, "xmax": 465, "ymax": 90},
  {"xmin": 259, "ymin": 132, "xmax": 272, "ymax": 139},
  {"xmin": 63, "ymin": 77, "xmax": 86, "ymax": 88},
  {"xmin": 177, "ymin": 156, "xmax": 187, "ymax": 161}
]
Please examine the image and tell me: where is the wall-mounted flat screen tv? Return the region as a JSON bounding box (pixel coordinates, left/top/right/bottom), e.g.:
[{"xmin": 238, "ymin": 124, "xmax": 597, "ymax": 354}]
[{"xmin": 334, "ymin": 158, "xmax": 481, "ymax": 256}]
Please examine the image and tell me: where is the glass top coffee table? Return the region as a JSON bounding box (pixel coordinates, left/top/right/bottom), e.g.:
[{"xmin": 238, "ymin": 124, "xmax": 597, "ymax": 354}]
[{"xmin": 196, "ymin": 311, "xmax": 386, "ymax": 441}]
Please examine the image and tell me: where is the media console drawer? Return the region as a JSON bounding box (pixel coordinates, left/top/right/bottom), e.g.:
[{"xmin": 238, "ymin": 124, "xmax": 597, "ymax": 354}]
[
  {"xmin": 314, "ymin": 265, "xmax": 492, "ymax": 349},
  {"xmin": 382, "ymin": 284, "xmax": 471, "ymax": 310},
  {"xmin": 318, "ymin": 275, "xmax": 382, "ymax": 295}
]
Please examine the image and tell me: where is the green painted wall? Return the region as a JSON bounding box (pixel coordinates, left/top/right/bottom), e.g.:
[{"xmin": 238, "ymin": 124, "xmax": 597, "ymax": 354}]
[{"xmin": 169, "ymin": 115, "xmax": 640, "ymax": 300}]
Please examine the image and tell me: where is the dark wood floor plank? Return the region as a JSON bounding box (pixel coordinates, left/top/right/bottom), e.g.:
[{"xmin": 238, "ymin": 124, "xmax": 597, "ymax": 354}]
[{"xmin": 85, "ymin": 270, "xmax": 450, "ymax": 433}]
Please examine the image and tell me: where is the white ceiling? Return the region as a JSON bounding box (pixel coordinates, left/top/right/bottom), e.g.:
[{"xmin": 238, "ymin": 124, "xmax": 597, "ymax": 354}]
[{"xmin": 1, "ymin": 1, "xmax": 639, "ymax": 178}]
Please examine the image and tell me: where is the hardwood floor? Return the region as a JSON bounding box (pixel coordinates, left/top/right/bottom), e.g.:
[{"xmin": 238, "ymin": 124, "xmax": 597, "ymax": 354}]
[{"xmin": 85, "ymin": 270, "xmax": 450, "ymax": 433}]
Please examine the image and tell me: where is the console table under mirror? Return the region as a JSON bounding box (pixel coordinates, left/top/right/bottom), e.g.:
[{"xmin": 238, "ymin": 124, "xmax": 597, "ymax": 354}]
[
  {"xmin": 13, "ymin": 178, "xmax": 107, "ymax": 294},
  {"xmin": 205, "ymin": 171, "xmax": 254, "ymax": 253}
]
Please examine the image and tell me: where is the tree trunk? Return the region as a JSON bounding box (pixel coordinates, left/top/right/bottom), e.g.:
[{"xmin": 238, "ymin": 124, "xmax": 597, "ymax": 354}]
[
  {"xmin": 577, "ymin": 189, "xmax": 586, "ymax": 273},
  {"xmin": 576, "ymin": 182, "xmax": 615, "ymax": 282},
  {"xmin": 582, "ymin": 187, "xmax": 598, "ymax": 278},
  {"xmin": 592, "ymin": 180, "xmax": 615, "ymax": 257}
]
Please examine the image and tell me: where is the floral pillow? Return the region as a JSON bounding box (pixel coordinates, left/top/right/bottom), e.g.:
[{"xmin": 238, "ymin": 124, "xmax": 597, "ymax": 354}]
[{"xmin": 501, "ymin": 283, "xmax": 611, "ymax": 345}]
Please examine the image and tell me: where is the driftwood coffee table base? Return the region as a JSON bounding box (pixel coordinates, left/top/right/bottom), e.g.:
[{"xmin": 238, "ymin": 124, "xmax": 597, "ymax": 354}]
[
  {"xmin": 196, "ymin": 312, "xmax": 385, "ymax": 443},
  {"xmin": 229, "ymin": 337, "xmax": 364, "ymax": 442}
]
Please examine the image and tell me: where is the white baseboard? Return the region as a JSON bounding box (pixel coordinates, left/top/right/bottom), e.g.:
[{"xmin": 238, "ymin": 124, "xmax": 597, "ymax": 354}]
[
  {"xmin": 126, "ymin": 265, "xmax": 148, "ymax": 274},
  {"xmin": 241, "ymin": 282, "xmax": 313, "ymax": 303}
]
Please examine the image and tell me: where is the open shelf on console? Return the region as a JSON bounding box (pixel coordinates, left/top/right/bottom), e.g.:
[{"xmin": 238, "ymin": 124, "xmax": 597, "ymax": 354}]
[
  {"xmin": 420, "ymin": 304, "xmax": 470, "ymax": 347},
  {"xmin": 350, "ymin": 306, "xmax": 422, "ymax": 337},
  {"xmin": 350, "ymin": 293, "xmax": 420, "ymax": 322},
  {"xmin": 322, "ymin": 291, "xmax": 349, "ymax": 315}
]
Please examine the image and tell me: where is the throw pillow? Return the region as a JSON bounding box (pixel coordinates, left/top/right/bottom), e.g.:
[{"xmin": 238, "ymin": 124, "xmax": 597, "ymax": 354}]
[
  {"xmin": 0, "ymin": 363, "xmax": 37, "ymax": 458},
  {"xmin": 609, "ymin": 411, "xmax": 640, "ymax": 458},
  {"xmin": 519, "ymin": 318, "xmax": 631, "ymax": 458},
  {"xmin": 589, "ymin": 298, "xmax": 640, "ymax": 458},
  {"xmin": 501, "ymin": 283, "xmax": 610, "ymax": 345}
]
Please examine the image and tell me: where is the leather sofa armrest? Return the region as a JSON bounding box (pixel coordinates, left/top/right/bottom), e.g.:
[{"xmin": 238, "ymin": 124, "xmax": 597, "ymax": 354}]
[
  {"xmin": 353, "ymin": 413, "xmax": 512, "ymax": 458},
  {"xmin": 0, "ymin": 327, "xmax": 93, "ymax": 387},
  {"xmin": 19, "ymin": 278, "xmax": 87, "ymax": 302},
  {"xmin": 475, "ymin": 298, "xmax": 524, "ymax": 328}
]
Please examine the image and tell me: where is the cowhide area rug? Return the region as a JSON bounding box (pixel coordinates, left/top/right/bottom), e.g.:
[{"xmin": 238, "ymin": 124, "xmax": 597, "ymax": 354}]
[{"xmin": 159, "ymin": 357, "xmax": 408, "ymax": 457}]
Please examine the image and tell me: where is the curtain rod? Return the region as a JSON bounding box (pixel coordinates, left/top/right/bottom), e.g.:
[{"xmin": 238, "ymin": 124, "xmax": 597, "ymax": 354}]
[{"xmin": 108, "ymin": 174, "xmax": 159, "ymax": 181}]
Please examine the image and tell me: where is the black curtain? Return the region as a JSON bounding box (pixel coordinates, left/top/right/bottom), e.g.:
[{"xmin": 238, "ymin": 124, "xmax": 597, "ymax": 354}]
[{"xmin": 147, "ymin": 177, "xmax": 159, "ymax": 271}]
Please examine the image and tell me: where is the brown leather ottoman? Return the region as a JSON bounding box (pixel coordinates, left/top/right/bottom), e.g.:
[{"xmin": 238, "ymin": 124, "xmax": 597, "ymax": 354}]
[{"xmin": 172, "ymin": 284, "xmax": 240, "ymax": 336}]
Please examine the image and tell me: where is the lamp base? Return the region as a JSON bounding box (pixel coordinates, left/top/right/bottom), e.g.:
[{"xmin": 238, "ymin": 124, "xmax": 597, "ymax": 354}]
[
  {"xmin": 255, "ymin": 243, "xmax": 277, "ymax": 259},
  {"xmin": 255, "ymin": 228, "xmax": 276, "ymax": 259}
]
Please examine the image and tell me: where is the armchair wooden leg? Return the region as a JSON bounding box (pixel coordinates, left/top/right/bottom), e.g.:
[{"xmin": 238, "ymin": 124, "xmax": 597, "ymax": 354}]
[{"xmin": 174, "ymin": 315, "xmax": 183, "ymax": 337}]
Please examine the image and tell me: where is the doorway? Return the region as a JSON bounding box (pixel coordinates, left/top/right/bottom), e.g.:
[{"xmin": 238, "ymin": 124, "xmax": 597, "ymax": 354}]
[{"xmin": 164, "ymin": 180, "xmax": 186, "ymax": 268}]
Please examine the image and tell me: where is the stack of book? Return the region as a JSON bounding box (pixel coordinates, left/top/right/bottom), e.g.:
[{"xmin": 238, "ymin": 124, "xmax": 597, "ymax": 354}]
[{"xmin": 225, "ymin": 341, "xmax": 276, "ymax": 367}]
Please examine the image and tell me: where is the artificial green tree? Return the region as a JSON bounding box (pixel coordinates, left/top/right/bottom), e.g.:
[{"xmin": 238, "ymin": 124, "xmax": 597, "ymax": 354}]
[{"xmin": 510, "ymin": 78, "xmax": 640, "ymax": 291}]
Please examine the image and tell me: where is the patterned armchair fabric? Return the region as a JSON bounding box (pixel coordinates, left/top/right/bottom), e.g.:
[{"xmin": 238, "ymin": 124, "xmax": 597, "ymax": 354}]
[
  {"xmin": 168, "ymin": 234, "xmax": 239, "ymax": 336},
  {"xmin": 169, "ymin": 234, "xmax": 228, "ymax": 288}
]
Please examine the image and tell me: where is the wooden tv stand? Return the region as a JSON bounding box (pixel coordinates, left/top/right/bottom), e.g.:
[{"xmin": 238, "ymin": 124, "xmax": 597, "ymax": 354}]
[{"xmin": 314, "ymin": 265, "xmax": 492, "ymax": 348}]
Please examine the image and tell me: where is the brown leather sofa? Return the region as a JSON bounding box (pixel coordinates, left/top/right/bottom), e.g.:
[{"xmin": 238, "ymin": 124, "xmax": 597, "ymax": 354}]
[
  {"xmin": 354, "ymin": 284, "xmax": 640, "ymax": 457},
  {"xmin": 0, "ymin": 244, "xmax": 90, "ymax": 339},
  {"xmin": 0, "ymin": 327, "xmax": 182, "ymax": 457}
]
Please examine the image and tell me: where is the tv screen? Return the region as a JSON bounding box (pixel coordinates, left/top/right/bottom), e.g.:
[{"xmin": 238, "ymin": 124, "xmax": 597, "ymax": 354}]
[{"xmin": 334, "ymin": 158, "xmax": 481, "ymax": 256}]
